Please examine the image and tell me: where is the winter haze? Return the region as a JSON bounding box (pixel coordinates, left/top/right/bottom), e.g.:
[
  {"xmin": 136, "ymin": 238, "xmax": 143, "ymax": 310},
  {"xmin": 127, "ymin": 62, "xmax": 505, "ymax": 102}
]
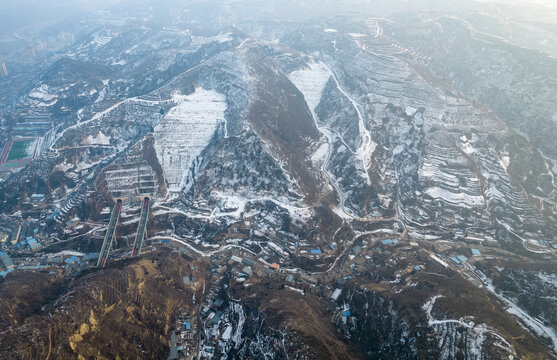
[{"xmin": 0, "ymin": 0, "xmax": 556, "ymax": 359}]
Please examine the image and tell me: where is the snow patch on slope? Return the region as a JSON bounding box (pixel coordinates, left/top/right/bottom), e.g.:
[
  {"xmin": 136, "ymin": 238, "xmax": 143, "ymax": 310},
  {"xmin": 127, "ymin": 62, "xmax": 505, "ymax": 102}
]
[
  {"xmin": 210, "ymin": 190, "xmax": 312, "ymax": 222},
  {"xmin": 82, "ymin": 131, "xmax": 111, "ymax": 145},
  {"xmin": 28, "ymin": 84, "xmax": 58, "ymax": 102},
  {"xmin": 288, "ymin": 61, "xmax": 332, "ymax": 117},
  {"xmin": 154, "ymin": 88, "xmax": 226, "ymax": 193}
]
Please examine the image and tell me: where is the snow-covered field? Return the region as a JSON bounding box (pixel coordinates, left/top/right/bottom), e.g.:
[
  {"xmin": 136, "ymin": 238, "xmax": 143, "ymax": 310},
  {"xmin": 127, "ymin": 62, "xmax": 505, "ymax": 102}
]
[
  {"xmin": 425, "ymin": 187, "xmax": 485, "ymax": 208},
  {"xmin": 419, "ymin": 141, "xmax": 485, "ymax": 208},
  {"xmin": 154, "ymin": 88, "xmax": 227, "ymax": 193}
]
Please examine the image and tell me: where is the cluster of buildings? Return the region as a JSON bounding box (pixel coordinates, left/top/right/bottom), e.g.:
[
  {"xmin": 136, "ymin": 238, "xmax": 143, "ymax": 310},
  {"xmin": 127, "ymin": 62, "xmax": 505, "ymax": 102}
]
[
  {"xmin": 0, "ymin": 218, "xmax": 44, "ymax": 253},
  {"xmin": 0, "ymin": 216, "xmax": 100, "ymax": 279},
  {"xmin": 168, "ymin": 308, "xmax": 197, "ymax": 360},
  {"xmin": 0, "ymin": 251, "xmax": 15, "ymax": 277},
  {"xmin": 449, "ymin": 248, "xmax": 482, "ymax": 265}
]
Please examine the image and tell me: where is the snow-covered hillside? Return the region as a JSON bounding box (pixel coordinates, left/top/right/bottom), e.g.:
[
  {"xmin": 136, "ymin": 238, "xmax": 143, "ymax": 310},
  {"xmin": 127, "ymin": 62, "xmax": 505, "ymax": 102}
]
[
  {"xmin": 154, "ymin": 88, "xmax": 227, "ymax": 193},
  {"xmin": 288, "ymin": 62, "xmax": 331, "ymax": 117}
]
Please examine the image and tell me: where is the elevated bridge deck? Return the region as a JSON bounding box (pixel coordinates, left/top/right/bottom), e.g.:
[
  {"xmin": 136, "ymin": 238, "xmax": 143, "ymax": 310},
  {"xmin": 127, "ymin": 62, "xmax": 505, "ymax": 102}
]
[
  {"xmin": 97, "ymin": 199, "xmax": 122, "ymax": 267},
  {"xmin": 132, "ymin": 197, "xmax": 149, "ymax": 257}
]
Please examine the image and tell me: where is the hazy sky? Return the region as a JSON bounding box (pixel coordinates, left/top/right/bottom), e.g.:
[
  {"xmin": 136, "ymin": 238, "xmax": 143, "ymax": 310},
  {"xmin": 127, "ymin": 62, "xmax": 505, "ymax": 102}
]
[
  {"xmin": 2, "ymin": 0, "xmax": 557, "ymax": 36},
  {"xmin": 0, "ymin": 0, "xmax": 120, "ymax": 34}
]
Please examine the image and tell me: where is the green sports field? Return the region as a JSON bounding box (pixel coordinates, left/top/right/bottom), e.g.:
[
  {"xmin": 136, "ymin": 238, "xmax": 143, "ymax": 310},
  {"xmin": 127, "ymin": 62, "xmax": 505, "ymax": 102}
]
[
  {"xmin": 6, "ymin": 139, "xmax": 37, "ymax": 161},
  {"xmin": 4, "ymin": 160, "xmax": 21, "ymax": 168}
]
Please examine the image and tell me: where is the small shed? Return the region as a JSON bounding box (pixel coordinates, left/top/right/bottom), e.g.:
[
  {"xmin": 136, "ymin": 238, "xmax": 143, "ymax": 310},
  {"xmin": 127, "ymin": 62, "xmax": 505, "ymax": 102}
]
[
  {"xmin": 381, "ymin": 239, "xmax": 397, "ymax": 245},
  {"xmin": 242, "ymin": 266, "xmax": 253, "ymax": 276}
]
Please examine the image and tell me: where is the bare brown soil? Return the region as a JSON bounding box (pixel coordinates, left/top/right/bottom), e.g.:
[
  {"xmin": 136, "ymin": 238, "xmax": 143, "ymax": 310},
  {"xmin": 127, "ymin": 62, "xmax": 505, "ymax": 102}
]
[{"xmin": 0, "ymin": 249, "xmax": 207, "ymax": 359}]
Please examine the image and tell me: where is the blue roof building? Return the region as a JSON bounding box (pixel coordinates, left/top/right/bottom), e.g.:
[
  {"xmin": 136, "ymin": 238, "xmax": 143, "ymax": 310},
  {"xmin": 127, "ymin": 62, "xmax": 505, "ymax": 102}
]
[
  {"xmin": 0, "ymin": 268, "xmax": 14, "ymax": 277},
  {"xmin": 310, "ymin": 248, "xmax": 322, "ymax": 255},
  {"xmin": 211, "ymin": 311, "xmax": 223, "ymax": 324},
  {"xmin": 381, "ymin": 239, "xmax": 398, "ymax": 245},
  {"xmin": 471, "ymin": 249, "xmax": 481, "ymax": 256},
  {"xmin": 30, "ymin": 194, "xmax": 45, "ymax": 201},
  {"xmin": 451, "ymin": 257, "xmax": 462, "ymax": 264},
  {"xmin": 46, "ymin": 210, "xmax": 59, "ymax": 220},
  {"xmin": 185, "ymin": 321, "xmax": 191, "ymax": 330},
  {"xmin": 27, "ymin": 237, "xmax": 40, "ymax": 251},
  {"xmin": 456, "ymin": 255, "xmax": 469, "ymax": 263},
  {"xmin": 342, "ymin": 310, "xmax": 351, "ymax": 317},
  {"xmin": 64, "ymin": 256, "xmax": 80, "ymax": 264}
]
